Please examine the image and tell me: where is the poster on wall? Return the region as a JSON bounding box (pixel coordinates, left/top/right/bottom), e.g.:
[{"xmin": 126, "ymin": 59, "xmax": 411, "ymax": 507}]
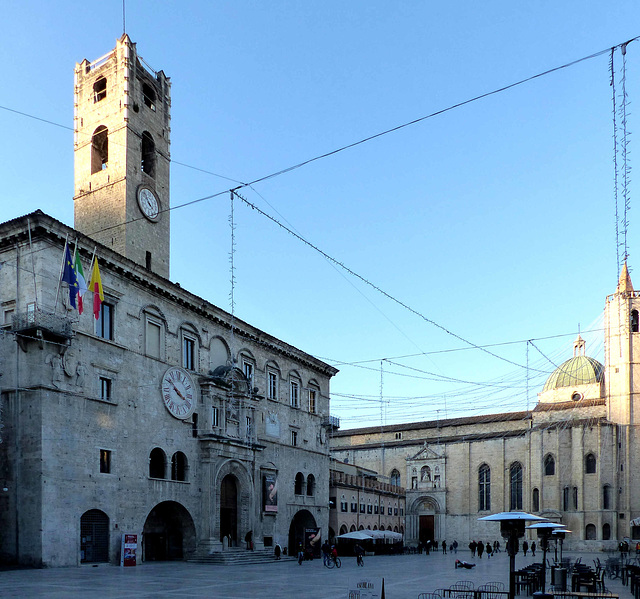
[
  {"xmin": 305, "ymin": 527, "xmax": 321, "ymax": 558},
  {"xmin": 263, "ymin": 473, "xmax": 278, "ymax": 512},
  {"xmin": 120, "ymin": 533, "xmax": 138, "ymax": 567},
  {"xmin": 347, "ymin": 577, "xmax": 385, "ymax": 599}
]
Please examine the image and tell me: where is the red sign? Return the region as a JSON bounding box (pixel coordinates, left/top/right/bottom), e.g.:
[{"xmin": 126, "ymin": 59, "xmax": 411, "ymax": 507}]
[{"xmin": 121, "ymin": 534, "xmax": 138, "ymax": 567}]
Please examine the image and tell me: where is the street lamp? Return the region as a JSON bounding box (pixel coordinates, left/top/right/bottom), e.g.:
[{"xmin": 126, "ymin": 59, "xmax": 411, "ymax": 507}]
[
  {"xmin": 479, "ymin": 512, "xmax": 546, "ymax": 599},
  {"xmin": 526, "ymin": 522, "xmax": 566, "ymax": 594}
]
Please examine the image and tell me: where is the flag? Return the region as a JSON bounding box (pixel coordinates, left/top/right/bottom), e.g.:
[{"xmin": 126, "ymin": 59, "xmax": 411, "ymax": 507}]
[
  {"xmin": 61, "ymin": 242, "xmax": 78, "ymax": 309},
  {"xmin": 88, "ymin": 257, "xmax": 104, "ymax": 320},
  {"xmin": 74, "ymin": 247, "xmax": 88, "ymax": 315}
]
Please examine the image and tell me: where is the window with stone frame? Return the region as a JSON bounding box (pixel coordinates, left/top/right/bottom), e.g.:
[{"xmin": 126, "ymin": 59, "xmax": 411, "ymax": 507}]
[
  {"xmin": 510, "ymin": 462, "xmax": 523, "ymax": 511},
  {"xmin": 308, "ymin": 388, "xmax": 317, "ymax": 413},
  {"xmin": 91, "ymin": 126, "xmax": 108, "ymax": 173},
  {"xmin": 99, "ymin": 449, "xmax": 111, "ymax": 473},
  {"xmin": 290, "ymin": 378, "xmax": 300, "ymax": 408},
  {"xmin": 267, "ymin": 369, "xmax": 279, "ymax": 400},
  {"xmin": 478, "ymin": 463, "xmax": 491, "ymax": 511},
  {"xmin": 144, "ymin": 312, "xmax": 164, "ymax": 359},
  {"xmin": 544, "ymin": 454, "xmax": 555, "ymax": 476},
  {"xmin": 93, "ymin": 76, "xmax": 107, "ymax": 103},
  {"xmin": 585, "ymin": 453, "xmax": 597, "ymax": 474},
  {"xmin": 96, "ymin": 301, "xmax": 114, "ymax": 340}
]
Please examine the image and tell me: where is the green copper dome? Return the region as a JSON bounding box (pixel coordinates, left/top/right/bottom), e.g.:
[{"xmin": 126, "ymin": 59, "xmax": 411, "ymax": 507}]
[{"xmin": 542, "ymin": 355, "xmax": 604, "ymax": 392}]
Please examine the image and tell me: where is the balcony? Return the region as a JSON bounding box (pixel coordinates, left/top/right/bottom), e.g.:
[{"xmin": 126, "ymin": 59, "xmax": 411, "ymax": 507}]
[{"xmin": 12, "ymin": 308, "xmax": 73, "ymax": 349}]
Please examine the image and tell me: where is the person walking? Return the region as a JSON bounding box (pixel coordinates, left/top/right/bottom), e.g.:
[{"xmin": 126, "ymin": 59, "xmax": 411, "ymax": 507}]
[
  {"xmin": 522, "ymin": 540, "xmax": 529, "ymax": 557},
  {"xmin": 453, "ymin": 540, "xmax": 458, "ymax": 554},
  {"xmin": 442, "ymin": 540, "xmax": 447, "ymax": 554},
  {"xmin": 298, "ymin": 542, "xmax": 304, "ymax": 565},
  {"xmin": 486, "ymin": 542, "xmax": 492, "ymax": 559},
  {"xmin": 494, "ymin": 540, "xmax": 500, "ymax": 553},
  {"xmin": 477, "ymin": 542, "xmax": 484, "ymax": 559},
  {"xmin": 531, "ymin": 541, "xmax": 536, "ymax": 557},
  {"xmin": 469, "ymin": 540, "xmax": 477, "ymax": 557}
]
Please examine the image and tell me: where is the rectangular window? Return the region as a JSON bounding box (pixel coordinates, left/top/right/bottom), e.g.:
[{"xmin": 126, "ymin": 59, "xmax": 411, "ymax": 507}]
[
  {"xmin": 388, "ymin": 506, "xmax": 392, "ymax": 515},
  {"xmin": 3, "ymin": 308, "xmax": 14, "ymax": 326},
  {"xmin": 146, "ymin": 319, "xmax": 161, "ymax": 358},
  {"xmin": 243, "ymin": 361, "xmax": 254, "ymax": 385},
  {"xmin": 99, "ymin": 449, "xmax": 111, "ymax": 473},
  {"xmin": 340, "ymin": 500, "xmax": 348, "ymax": 513},
  {"xmin": 246, "ymin": 416, "xmax": 253, "ymax": 437},
  {"xmin": 182, "ymin": 336, "xmax": 195, "ymax": 370},
  {"xmin": 99, "ymin": 377, "xmax": 112, "ymax": 401},
  {"xmin": 291, "ymin": 430, "xmax": 298, "ymax": 446},
  {"xmin": 96, "ymin": 302, "xmax": 114, "ymax": 340},
  {"xmin": 374, "ymin": 505, "xmax": 379, "ymax": 515},
  {"xmin": 26, "ymin": 302, "xmax": 36, "ymax": 324},
  {"xmin": 290, "ymin": 381, "xmax": 300, "ymax": 408},
  {"xmin": 351, "ymin": 503, "xmax": 357, "ymax": 513},
  {"xmin": 394, "ymin": 507, "xmax": 398, "ymax": 516},
  {"xmin": 308, "ymin": 389, "xmax": 317, "ymax": 413},
  {"xmin": 211, "ymin": 406, "xmax": 219, "ymax": 428},
  {"xmin": 268, "ymin": 371, "xmax": 278, "ymax": 400},
  {"xmin": 367, "ymin": 504, "xmax": 372, "ymax": 514}
]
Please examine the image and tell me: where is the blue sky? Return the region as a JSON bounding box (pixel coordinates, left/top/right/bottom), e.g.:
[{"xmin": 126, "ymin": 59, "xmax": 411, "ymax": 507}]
[{"xmin": 1, "ymin": 2, "xmax": 639, "ymax": 428}]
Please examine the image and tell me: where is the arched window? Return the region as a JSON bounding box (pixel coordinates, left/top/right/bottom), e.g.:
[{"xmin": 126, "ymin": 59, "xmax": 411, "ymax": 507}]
[
  {"xmin": 585, "ymin": 453, "xmax": 597, "ymax": 474},
  {"xmin": 544, "ymin": 454, "xmax": 555, "ymax": 476},
  {"xmin": 563, "ymin": 486, "xmax": 570, "ymax": 511},
  {"xmin": 306, "ymin": 474, "xmax": 315, "ymax": 497},
  {"xmin": 143, "ymin": 82, "xmax": 156, "ymax": 110},
  {"xmin": 510, "ymin": 462, "xmax": 523, "ymax": 510},
  {"xmin": 339, "ymin": 525, "xmax": 348, "ymax": 535},
  {"xmin": 91, "ymin": 126, "xmax": 108, "ymax": 173},
  {"xmin": 390, "ymin": 469, "xmax": 401, "ymax": 487},
  {"xmin": 171, "ymin": 451, "xmax": 188, "ymax": 481},
  {"xmin": 350, "ymin": 524, "xmax": 356, "ymax": 532},
  {"xmin": 603, "ymin": 523, "xmax": 611, "ymax": 540},
  {"xmin": 572, "ymin": 486, "xmax": 579, "ymax": 510},
  {"xmin": 421, "ymin": 466, "xmax": 431, "ymax": 481},
  {"xmin": 585, "ymin": 524, "xmax": 597, "ymax": 540},
  {"xmin": 632, "ymin": 309, "xmax": 639, "ymax": 333},
  {"xmin": 294, "ymin": 472, "xmax": 304, "ymax": 495},
  {"xmin": 141, "ymin": 131, "xmax": 156, "ymax": 177},
  {"xmin": 478, "ymin": 464, "xmax": 491, "ymax": 511},
  {"xmin": 149, "ymin": 447, "xmax": 166, "ymax": 479},
  {"xmin": 93, "ymin": 76, "xmax": 107, "ymax": 103},
  {"xmin": 532, "ymin": 488, "xmax": 540, "ymax": 512},
  {"xmin": 603, "ymin": 485, "xmax": 612, "ymax": 510}
]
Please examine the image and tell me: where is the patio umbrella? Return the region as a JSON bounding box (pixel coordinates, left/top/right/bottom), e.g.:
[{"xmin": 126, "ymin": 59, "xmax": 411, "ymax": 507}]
[{"xmin": 337, "ymin": 531, "xmax": 374, "ymax": 541}]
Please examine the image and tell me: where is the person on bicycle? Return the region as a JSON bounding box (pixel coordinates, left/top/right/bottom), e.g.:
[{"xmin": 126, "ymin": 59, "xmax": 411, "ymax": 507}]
[
  {"xmin": 354, "ymin": 543, "xmax": 364, "ymax": 566},
  {"xmin": 331, "ymin": 545, "xmax": 338, "ymax": 564}
]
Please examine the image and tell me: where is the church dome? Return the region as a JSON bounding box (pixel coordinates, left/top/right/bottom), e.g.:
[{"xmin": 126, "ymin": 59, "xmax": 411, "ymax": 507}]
[{"xmin": 542, "ymin": 354, "xmax": 604, "ymax": 392}]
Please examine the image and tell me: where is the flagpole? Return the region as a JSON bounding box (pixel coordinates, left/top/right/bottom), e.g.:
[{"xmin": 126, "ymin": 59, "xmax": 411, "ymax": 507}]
[{"xmin": 54, "ymin": 234, "xmax": 69, "ymax": 315}]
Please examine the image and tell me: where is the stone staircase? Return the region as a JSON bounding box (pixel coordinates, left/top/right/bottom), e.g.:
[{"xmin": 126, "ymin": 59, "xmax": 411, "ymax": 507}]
[{"xmin": 188, "ymin": 547, "xmax": 295, "ymax": 565}]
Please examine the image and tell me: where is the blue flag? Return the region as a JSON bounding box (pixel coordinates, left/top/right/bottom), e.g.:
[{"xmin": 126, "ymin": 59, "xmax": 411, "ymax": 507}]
[{"xmin": 61, "ymin": 243, "xmax": 78, "ymax": 309}]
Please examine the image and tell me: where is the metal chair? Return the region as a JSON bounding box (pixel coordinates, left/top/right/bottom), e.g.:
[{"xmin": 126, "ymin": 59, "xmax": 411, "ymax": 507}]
[{"xmin": 418, "ymin": 594, "xmax": 442, "ymax": 599}]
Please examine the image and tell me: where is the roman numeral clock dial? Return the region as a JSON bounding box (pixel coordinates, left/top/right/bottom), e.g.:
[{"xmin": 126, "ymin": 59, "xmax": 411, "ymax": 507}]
[{"xmin": 161, "ymin": 367, "xmax": 196, "ymax": 419}]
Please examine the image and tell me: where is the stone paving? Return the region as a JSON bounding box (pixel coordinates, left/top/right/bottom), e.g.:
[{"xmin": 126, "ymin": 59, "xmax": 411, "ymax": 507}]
[{"xmin": 0, "ymin": 550, "xmax": 630, "ymax": 599}]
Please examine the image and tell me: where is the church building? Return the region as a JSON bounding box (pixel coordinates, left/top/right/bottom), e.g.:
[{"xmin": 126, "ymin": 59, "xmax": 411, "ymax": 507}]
[
  {"xmin": 331, "ymin": 266, "xmax": 640, "ymax": 550},
  {"xmin": 0, "ymin": 35, "xmax": 337, "ymax": 567}
]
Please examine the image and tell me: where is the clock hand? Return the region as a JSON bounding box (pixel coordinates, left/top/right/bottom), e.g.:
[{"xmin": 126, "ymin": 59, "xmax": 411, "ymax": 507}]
[{"xmin": 171, "ymin": 382, "xmax": 186, "ymax": 401}]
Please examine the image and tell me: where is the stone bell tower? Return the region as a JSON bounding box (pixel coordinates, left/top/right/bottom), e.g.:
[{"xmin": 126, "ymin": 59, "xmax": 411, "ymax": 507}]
[{"xmin": 73, "ymin": 34, "xmax": 171, "ymax": 278}]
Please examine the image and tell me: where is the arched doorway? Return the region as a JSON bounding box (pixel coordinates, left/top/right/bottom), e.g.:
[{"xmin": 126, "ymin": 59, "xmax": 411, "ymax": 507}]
[
  {"xmin": 288, "ymin": 509, "xmax": 318, "ymax": 557},
  {"xmin": 81, "ymin": 509, "xmax": 110, "ymax": 563},
  {"xmin": 409, "ymin": 496, "xmax": 440, "ymax": 546},
  {"xmin": 143, "ymin": 501, "xmax": 196, "ymax": 561},
  {"xmin": 220, "ymin": 474, "xmax": 238, "ymax": 546}
]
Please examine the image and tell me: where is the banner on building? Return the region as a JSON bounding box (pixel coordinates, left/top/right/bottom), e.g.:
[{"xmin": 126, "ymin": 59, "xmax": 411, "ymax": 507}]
[
  {"xmin": 120, "ymin": 533, "xmax": 138, "ymax": 567},
  {"xmin": 263, "ymin": 473, "xmax": 278, "ymax": 512}
]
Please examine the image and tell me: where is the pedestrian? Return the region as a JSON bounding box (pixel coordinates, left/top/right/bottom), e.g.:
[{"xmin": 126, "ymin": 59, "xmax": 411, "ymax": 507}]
[
  {"xmin": 274, "ymin": 543, "xmax": 281, "ymax": 560},
  {"xmin": 442, "ymin": 540, "xmax": 447, "ymax": 554},
  {"xmin": 494, "ymin": 540, "xmax": 500, "ymax": 553},
  {"xmin": 418, "ymin": 541, "xmax": 423, "ymax": 554},
  {"xmin": 453, "ymin": 540, "xmax": 458, "ymax": 554},
  {"xmin": 434, "ymin": 540, "xmax": 439, "ymax": 552},
  {"xmin": 522, "ymin": 540, "xmax": 529, "ymax": 556},
  {"xmin": 321, "ymin": 540, "xmax": 330, "ymax": 565},
  {"xmin": 298, "ymin": 542, "xmax": 304, "ymax": 565},
  {"xmin": 486, "ymin": 542, "xmax": 492, "ymax": 558},
  {"xmin": 531, "ymin": 541, "xmax": 536, "ymax": 556},
  {"xmin": 425, "ymin": 539, "xmax": 431, "ymax": 555},
  {"xmin": 477, "ymin": 542, "xmax": 484, "ymax": 559},
  {"xmin": 469, "ymin": 540, "xmax": 477, "ymax": 557}
]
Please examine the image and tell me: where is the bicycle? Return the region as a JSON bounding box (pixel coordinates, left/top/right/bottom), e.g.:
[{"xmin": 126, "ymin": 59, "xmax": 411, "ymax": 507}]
[{"xmin": 325, "ymin": 555, "xmax": 341, "ymax": 568}]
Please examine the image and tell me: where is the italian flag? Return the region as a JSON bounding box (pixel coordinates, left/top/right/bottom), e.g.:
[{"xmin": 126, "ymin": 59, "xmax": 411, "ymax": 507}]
[
  {"xmin": 88, "ymin": 257, "xmax": 104, "ymax": 320},
  {"xmin": 73, "ymin": 247, "xmax": 88, "ymax": 314}
]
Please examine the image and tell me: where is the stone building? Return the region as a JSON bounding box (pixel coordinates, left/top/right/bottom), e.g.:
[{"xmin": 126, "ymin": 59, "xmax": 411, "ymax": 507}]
[
  {"xmin": 331, "ymin": 266, "xmax": 640, "ymax": 550},
  {"xmin": 328, "ymin": 460, "xmax": 405, "ymax": 540},
  {"xmin": 0, "ymin": 35, "xmax": 337, "ymax": 567}
]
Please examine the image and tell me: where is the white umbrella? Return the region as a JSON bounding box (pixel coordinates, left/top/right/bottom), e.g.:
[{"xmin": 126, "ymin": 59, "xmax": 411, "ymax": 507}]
[{"xmin": 337, "ymin": 531, "xmax": 374, "ymax": 541}]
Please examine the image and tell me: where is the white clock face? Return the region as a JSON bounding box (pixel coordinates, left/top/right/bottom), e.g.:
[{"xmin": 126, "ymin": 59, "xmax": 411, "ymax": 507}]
[
  {"xmin": 161, "ymin": 367, "xmax": 195, "ymax": 419},
  {"xmin": 138, "ymin": 188, "xmax": 159, "ymax": 220}
]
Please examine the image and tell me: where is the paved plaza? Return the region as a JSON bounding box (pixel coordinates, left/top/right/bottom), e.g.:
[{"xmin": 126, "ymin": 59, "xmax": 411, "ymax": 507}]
[{"xmin": 0, "ymin": 550, "xmax": 629, "ymax": 599}]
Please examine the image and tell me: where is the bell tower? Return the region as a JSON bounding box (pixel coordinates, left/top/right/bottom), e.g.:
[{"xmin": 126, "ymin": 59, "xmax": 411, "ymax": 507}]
[
  {"xmin": 604, "ymin": 263, "xmax": 640, "ymax": 425},
  {"xmin": 73, "ymin": 35, "xmax": 171, "ymax": 278}
]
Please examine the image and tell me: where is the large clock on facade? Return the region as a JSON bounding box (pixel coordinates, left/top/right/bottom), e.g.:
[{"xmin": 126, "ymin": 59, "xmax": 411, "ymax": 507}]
[
  {"xmin": 137, "ymin": 186, "xmax": 160, "ymax": 221},
  {"xmin": 161, "ymin": 367, "xmax": 196, "ymax": 420}
]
